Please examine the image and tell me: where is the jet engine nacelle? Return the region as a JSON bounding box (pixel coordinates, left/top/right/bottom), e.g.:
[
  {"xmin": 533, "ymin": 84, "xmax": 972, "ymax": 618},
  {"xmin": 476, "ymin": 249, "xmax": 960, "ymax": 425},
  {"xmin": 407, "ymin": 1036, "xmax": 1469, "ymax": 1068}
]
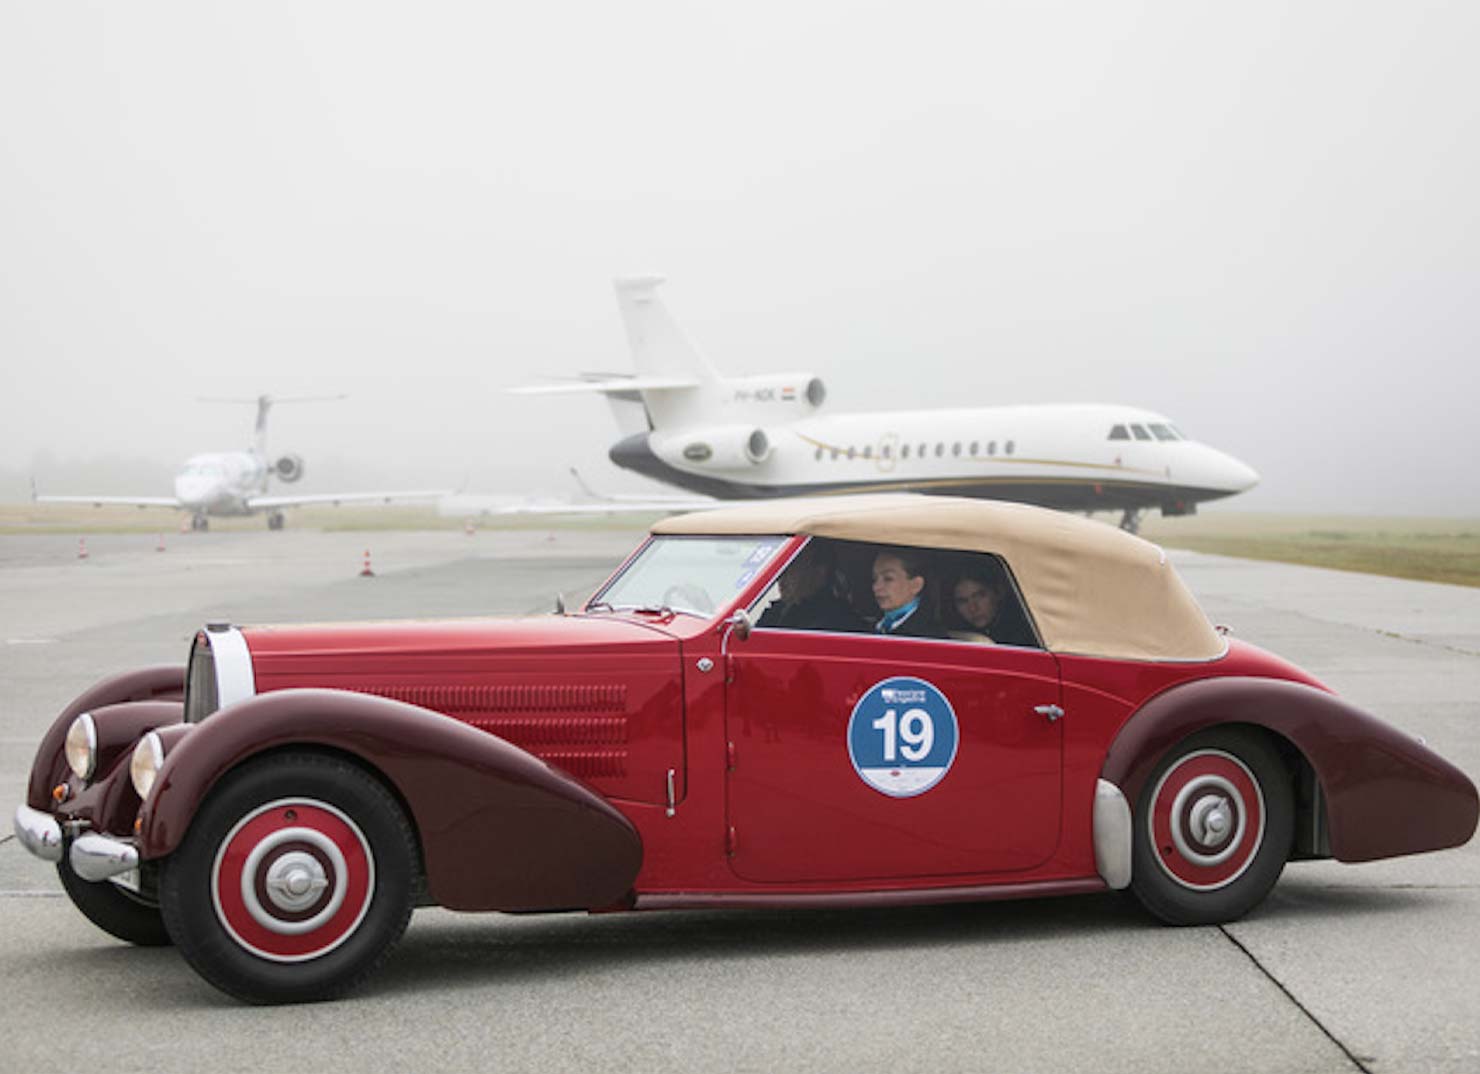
[
  {"xmin": 273, "ymin": 454, "xmax": 305, "ymax": 483},
  {"xmin": 723, "ymin": 373, "xmax": 826, "ymax": 412},
  {"xmin": 652, "ymin": 426, "xmax": 772, "ymax": 469}
]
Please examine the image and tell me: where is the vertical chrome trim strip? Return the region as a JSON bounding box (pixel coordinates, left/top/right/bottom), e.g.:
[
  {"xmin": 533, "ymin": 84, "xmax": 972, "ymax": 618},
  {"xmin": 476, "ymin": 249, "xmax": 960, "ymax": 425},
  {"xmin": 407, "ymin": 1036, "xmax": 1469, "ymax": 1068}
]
[
  {"xmin": 207, "ymin": 625, "xmax": 257, "ymax": 709},
  {"xmin": 1094, "ymin": 779, "xmax": 1133, "ymax": 890}
]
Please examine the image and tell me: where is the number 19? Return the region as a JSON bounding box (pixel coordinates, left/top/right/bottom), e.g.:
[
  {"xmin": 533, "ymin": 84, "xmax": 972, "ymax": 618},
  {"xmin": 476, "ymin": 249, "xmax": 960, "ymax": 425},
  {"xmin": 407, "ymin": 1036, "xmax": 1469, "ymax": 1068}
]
[{"xmin": 871, "ymin": 707, "xmax": 934, "ymax": 762}]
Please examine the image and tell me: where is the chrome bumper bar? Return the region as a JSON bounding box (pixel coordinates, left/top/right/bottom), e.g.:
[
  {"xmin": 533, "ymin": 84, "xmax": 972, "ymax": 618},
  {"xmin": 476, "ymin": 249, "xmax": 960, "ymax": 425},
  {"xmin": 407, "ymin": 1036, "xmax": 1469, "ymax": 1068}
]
[
  {"xmin": 13, "ymin": 805, "xmax": 141, "ymax": 882},
  {"xmin": 13, "ymin": 804, "xmax": 63, "ymax": 862},
  {"xmin": 69, "ymin": 833, "xmax": 140, "ymax": 882}
]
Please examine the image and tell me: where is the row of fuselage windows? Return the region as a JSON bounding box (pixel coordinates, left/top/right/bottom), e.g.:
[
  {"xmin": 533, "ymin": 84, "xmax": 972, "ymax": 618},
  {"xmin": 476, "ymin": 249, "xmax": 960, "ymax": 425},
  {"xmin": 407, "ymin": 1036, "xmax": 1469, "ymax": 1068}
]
[
  {"xmin": 814, "ymin": 439, "xmax": 1017, "ymax": 462},
  {"xmin": 1110, "ymin": 422, "xmax": 1185, "ymax": 442}
]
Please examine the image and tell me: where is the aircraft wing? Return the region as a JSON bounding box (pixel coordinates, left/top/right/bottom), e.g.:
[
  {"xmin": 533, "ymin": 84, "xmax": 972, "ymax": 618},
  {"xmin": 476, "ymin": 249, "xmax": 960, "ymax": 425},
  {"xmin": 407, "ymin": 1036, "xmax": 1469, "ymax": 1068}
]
[
  {"xmin": 34, "ymin": 494, "xmax": 181, "ymax": 508},
  {"xmin": 247, "ymin": 490, "xmax": 454, "ymax": 509},
  {"xmin": 440, "ymin": 493, "xmax": 717, "ymax": 517}
]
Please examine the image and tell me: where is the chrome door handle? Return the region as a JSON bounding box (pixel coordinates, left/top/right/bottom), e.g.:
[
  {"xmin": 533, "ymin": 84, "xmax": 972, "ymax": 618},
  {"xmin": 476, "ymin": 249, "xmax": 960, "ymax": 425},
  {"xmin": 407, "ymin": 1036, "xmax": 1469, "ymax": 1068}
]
[{"xmin": 1034, "ymin": 704, "xmax": 1064, "ymax": 722}]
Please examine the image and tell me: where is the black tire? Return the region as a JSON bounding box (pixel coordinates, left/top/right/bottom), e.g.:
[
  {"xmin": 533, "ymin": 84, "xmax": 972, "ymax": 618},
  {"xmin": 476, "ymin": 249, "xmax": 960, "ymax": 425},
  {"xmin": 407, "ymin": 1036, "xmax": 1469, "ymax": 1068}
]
[
  {"xmin": 1130, "ymin": 727, "xmax": 1293, "ymax": 926},
  {"xmin": 57, "ymin": 856, "xmax": 172, "ymax": 946},
  {"xmin": 159, "ymin": 752, "xmax": 417, "ymax": 1004}
]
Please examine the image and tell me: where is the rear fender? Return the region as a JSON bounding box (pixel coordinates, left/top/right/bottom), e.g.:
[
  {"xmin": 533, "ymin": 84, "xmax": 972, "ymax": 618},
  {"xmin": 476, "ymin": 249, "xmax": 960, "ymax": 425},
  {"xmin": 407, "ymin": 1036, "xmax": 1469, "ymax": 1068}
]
[
  {"xmin": 1101, "ymin": 677, "xmax": 1478, "ymax": 862},
  {"xmin": 137, "ymin": 689, "xmax": 643, "ymax": 911},
  {"xmin": 26, "ymin": 666, "xmax": 185, "ymax": 812}
]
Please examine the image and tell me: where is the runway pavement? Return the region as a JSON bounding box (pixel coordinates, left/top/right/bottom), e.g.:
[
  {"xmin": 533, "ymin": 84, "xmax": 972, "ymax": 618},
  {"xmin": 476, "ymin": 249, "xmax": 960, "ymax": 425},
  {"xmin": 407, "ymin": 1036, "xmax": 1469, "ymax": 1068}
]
[{"xmin": 2, "ymin": 525, "xmax": 1476, "ymax": 1074}]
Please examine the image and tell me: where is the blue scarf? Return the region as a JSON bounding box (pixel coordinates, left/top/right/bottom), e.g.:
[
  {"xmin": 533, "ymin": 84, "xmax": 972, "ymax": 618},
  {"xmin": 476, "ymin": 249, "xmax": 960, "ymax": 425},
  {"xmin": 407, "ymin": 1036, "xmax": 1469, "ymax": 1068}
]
[{"xmin": 877, "ymin": 597, "xmax": 920, "ymax": 633}]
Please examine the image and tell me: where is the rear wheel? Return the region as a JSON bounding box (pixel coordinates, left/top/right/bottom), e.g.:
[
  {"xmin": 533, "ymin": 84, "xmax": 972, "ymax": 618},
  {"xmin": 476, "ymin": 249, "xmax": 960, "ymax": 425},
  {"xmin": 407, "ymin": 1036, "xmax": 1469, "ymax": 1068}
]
[
  {"xmin": 160, "ymin": 753, "xmax": 417, "ymax": 1003},
  {"xmin": 57, "ymin": 856, "xmax": 171, "ymax": 946},
  {"xmin": 1130, "ymin": 728, "xmax": 1293, "ymax": 925}
]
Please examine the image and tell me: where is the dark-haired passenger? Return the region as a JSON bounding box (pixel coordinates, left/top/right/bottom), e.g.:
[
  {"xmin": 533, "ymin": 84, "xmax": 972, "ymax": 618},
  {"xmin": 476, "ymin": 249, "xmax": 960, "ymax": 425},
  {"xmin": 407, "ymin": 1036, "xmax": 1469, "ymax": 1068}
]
[
  {"xmin": 949, "ymin": 571, "xmax": 1006, "ymax": 643},
  {"xmin": 870, "ymin": 550, "xmax": 947, "ymax": 638}
]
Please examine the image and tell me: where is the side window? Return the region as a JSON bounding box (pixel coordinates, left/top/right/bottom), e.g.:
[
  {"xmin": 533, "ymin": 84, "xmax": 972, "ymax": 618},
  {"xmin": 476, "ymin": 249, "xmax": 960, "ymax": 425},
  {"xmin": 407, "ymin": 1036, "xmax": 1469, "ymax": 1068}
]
[
  {"xmin": 751, "ymin": 538, "xmax": 868, "ymax": 635},
  {"xmin": 1109, "ymin": 424, "xmax": 1129, "ymax": 440},
  {"xmin": 752, "ymin": 539, "xmax": 1041, "ymax": 649},
  {"xmin": 1130, "ymin": 424, "xmax": 1152, "ymax": 441}
]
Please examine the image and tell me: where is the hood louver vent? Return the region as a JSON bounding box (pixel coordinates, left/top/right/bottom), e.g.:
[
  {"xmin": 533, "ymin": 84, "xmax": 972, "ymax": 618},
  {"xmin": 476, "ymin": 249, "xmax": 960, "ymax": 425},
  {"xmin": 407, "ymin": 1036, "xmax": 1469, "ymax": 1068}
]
[{"xmin": 360, "ymin": 683, "xmax": 631, "ymax": 780}]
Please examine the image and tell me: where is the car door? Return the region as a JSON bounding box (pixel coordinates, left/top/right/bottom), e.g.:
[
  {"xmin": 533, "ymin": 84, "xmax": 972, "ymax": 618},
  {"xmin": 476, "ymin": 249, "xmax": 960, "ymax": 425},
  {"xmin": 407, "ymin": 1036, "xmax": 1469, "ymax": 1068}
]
[{"xmin": 724, "ymin": 628, "xmax": 1063, "ymax": 884}]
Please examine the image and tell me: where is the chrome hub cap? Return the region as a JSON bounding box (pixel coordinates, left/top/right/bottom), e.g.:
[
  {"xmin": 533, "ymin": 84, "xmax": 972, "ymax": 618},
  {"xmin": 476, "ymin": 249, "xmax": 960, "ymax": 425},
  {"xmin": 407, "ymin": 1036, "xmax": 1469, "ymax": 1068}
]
[
  {"xmin": 1149, "ymin": 749, "xmax": 1266, "ymax": 891},
  {"xmin": 212, "ymin": 799, "xmax": 375, "ymax": 963},
  {"xmin": 264, "ymin": 850, "xmax": 331, "ymax": 911}
]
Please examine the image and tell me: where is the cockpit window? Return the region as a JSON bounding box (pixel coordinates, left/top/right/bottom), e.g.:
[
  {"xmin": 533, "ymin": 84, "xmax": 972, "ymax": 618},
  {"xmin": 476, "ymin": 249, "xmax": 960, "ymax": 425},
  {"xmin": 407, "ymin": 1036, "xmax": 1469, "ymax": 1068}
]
[
  {"xmin": 591, "ymin": 536, "xmax": 786, "ymax": 617},
  {"xmin": 1108, "ymin": 425, "xmax": 1129, "ymax": 440},
  {"xmin": 1130, "ymin": 424, "xmax": 1152, "ymax": 441},
  {"xmin": 1148, "ymin": 423, "xmax": 1178, "ymax": 441}
]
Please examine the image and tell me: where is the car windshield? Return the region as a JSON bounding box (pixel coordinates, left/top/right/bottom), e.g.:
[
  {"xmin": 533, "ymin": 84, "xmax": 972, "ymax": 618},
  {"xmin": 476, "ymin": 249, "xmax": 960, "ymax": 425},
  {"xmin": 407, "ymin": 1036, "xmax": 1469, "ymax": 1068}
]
[{"xmin": 593, "ymin": 535, "xmax": 787, "ymax": 617}]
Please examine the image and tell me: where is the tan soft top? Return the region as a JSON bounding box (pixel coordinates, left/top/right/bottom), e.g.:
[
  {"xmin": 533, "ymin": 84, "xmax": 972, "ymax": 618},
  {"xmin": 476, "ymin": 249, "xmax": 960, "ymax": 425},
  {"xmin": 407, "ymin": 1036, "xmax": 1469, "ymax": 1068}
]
[{"xmin": 654, "ymin": 494, "xmax": 1223, "ymax": 661}]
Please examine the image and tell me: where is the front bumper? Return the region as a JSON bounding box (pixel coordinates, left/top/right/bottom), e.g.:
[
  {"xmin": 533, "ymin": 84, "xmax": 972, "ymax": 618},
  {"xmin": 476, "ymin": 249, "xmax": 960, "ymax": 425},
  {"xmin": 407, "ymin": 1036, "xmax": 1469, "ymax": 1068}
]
[
  {"xmin": 13, "ymin": 804, "xmax": 140, "ymax": 882},
  {"xmin": 13, "ymin": 804, "xmax": 62, "ymax": 862}
]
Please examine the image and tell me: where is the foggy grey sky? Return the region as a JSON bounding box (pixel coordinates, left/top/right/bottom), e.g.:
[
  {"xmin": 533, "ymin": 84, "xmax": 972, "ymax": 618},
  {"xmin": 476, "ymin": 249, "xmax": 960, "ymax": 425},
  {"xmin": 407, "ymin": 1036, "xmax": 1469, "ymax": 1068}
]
[{"xmin": 2, "ymin": 2, "xmax": 1477, "ymax": 514}]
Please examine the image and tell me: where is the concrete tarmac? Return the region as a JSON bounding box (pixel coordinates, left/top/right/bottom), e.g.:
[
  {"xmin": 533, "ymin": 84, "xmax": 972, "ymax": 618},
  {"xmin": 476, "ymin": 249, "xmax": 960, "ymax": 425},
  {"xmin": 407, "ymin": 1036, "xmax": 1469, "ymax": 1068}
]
[{"xmin": 2, "ymin": 526, "xmax": 1476, "ymax": 1074}]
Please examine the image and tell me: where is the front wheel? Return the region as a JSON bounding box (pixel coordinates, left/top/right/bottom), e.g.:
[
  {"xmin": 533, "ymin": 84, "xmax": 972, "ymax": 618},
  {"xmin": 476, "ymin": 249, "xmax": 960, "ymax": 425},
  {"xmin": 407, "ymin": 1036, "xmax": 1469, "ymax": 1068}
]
[
  {"xmin": 159, "ymin": 753, "xmax": 418, "ymax": 1003},
  {"xmin": 57, "ymin": 856, "xmax": 171, "ymax": 946},
  {"xmin": 1130, "ymin": 728, "xmax": 1294, "ymax": 925}
]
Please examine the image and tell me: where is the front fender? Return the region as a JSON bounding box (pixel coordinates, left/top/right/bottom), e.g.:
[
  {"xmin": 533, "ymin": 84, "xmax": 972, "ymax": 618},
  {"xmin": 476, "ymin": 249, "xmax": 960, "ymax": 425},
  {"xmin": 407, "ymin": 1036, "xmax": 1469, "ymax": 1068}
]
[
  {"xmin": 26, "ymin": 666, "xmax": 185, "ymax": 812},
  {"xmin": 137, "ymin": 689, "xmax": 643, "ymax": 912},
  {"xmin": 1101, "ymin": 677, "xmax": 1478, "ymax": 863}
]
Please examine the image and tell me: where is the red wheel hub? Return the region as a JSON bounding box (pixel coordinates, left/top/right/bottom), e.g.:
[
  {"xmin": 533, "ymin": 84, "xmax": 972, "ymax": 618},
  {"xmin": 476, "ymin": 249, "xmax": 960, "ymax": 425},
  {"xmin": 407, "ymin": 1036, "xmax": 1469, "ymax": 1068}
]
[
  {"xmin": 1148, "ymin": 749, "xmax": 1265, "ymax": 891},
  {"xmin": 211, "ymin": 799, "xmax": 374, "ymax": 962}
]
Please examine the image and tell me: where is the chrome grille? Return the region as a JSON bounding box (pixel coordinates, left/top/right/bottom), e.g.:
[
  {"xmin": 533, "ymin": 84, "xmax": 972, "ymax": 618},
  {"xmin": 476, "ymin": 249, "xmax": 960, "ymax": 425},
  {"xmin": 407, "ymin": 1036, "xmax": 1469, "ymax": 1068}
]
[{"xmin": 185, "ymin": 632, "xmax": 219, "ymax": 723}]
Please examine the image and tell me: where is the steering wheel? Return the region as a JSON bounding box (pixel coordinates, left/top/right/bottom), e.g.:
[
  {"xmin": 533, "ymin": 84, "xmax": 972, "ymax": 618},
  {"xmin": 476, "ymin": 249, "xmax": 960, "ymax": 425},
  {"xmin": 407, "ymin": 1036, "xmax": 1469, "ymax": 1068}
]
[{"xmin": 661, "ymin": 583, "xmax": 714, "ymax": 614}]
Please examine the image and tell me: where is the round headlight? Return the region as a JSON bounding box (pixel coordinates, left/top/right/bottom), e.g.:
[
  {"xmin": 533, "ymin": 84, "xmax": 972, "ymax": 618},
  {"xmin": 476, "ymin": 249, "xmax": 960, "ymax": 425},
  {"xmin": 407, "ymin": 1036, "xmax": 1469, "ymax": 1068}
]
[
  {"xmin": 64, "ymin": 713, "xmax": 97, "ymax": 781},
  {"xmin": 130, "ymin": 732, "xmax": 166, "ymax": 801}
]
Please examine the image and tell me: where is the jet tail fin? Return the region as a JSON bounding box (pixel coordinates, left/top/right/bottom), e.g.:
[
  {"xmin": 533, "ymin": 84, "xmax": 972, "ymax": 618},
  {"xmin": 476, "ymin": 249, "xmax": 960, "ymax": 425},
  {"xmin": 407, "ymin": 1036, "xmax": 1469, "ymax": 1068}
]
[
  {"xmin": 508, "ymin": 277, "xmax": 728, "ymax": 433},
  {"xmin": 612, "ymin": 276, "xmax": 723, "ymax": 386},
  {"xmin": 610, "ymin": 277, "xmax": 727, "ymax": 429},
  {"xmin": 197, "ymin": 393, "xmax": 348, "ymax": 458}
]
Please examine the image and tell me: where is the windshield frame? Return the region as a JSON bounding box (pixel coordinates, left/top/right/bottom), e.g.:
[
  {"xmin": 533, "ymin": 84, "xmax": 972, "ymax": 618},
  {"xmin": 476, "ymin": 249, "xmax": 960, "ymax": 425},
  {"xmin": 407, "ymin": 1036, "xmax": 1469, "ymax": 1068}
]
[{"xmin": 585, "ymin": 533, "xmax": 794, "ymax": 620}]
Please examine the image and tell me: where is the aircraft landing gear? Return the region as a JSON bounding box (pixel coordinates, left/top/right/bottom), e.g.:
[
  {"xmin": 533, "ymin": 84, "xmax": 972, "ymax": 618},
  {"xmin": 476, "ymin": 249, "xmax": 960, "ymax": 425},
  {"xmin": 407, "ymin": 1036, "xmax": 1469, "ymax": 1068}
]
[
  {"xmin": 190, "ymin": 513, "xmax": 209, "ymax": 532},
  {"xmin": 1119, "ymin": 508, "xmax": 1143, "ymax": 534},
  {"xmin": 267, "ymin": 510, "xmax": 285, "ymax": 531}
]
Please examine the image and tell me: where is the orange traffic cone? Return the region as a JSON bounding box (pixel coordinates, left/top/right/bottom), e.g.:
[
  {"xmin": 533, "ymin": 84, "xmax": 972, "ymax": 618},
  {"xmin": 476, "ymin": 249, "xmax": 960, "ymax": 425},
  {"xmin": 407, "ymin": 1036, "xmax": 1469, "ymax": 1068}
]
[
  {"xmin": 77, "ymin": 538, "xmax": 89, "ymax": 560},
  {"xmin": 464, "ymin": 518, "xmax": 476, "ymax": 536},
  {"xmin": 359, "ymin": 549, "xmax": 375, "ymax": 577},
  {"xmin": 178, "ymin": 517, "xmax": 191, "ymax": 534},
  {"xmin": 156, "ymin": 533, "xmax": 166, "ymax": 553}
]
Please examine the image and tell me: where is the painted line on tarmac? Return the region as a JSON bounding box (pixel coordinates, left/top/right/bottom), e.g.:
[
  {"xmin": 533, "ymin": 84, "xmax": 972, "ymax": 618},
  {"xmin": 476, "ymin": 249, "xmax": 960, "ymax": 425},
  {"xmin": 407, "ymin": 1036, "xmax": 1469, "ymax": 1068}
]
[{"xmin": 1220, "ymin": 925, "xmax": 1372, "ymax": 1073}]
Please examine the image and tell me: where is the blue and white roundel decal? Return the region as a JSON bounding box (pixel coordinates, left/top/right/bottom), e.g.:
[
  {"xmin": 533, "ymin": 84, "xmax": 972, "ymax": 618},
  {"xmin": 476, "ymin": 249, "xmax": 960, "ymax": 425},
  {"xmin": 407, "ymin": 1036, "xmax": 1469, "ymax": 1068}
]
[{"xmin": 847, "ymin": 677, "xmax": 959, "ymax": 797}]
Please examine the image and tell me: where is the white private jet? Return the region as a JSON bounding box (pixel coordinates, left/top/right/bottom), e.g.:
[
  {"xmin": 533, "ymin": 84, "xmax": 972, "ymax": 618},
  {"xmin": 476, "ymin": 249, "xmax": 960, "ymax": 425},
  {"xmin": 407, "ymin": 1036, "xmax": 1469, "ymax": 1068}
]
[
  {"xmin": 505, "ymin": 277, "xmax": 1259, "ymax": 532},
  {"xmin": 35, "ymin": 395, "xmax": 448, "ymax": 530}
]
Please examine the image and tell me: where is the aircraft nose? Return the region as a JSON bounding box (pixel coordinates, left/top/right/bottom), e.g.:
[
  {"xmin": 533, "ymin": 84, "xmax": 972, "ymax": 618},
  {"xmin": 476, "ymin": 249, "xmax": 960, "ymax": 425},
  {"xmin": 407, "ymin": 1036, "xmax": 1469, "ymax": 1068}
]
[
  {"xmin": 1210, "ymin": 449, "xmax": 1260, "ymax": 493},
  {"xmin": 175, "ymin": 476, "xmax": 208, "ymax": 504}
]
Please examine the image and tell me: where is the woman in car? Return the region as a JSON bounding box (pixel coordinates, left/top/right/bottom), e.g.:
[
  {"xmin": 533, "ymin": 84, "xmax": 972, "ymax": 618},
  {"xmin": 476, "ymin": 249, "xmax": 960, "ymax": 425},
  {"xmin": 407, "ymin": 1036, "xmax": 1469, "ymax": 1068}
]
[{"xmin": 870, "ymin": 549, "xmax": 947, "ymax": 638}]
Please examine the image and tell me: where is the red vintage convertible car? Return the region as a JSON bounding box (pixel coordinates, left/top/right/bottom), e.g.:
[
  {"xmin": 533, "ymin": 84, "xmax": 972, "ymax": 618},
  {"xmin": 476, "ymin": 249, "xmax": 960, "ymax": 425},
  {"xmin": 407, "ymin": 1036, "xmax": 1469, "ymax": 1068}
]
[{"xmin": 14, "ymin": 495, "xmax": 1478, "ymax": 1003}]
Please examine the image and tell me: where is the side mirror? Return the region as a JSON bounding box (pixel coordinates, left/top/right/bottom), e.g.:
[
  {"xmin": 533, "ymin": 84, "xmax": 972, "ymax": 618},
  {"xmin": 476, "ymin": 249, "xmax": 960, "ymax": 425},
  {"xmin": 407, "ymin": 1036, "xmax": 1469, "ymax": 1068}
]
[
  {"xmin": 720, "ymin": 609, "xmax": 753, "ymax": 681},
  {"xmin": 724, "ymin": 608, "xmax": 753, "ymax": 641}
]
